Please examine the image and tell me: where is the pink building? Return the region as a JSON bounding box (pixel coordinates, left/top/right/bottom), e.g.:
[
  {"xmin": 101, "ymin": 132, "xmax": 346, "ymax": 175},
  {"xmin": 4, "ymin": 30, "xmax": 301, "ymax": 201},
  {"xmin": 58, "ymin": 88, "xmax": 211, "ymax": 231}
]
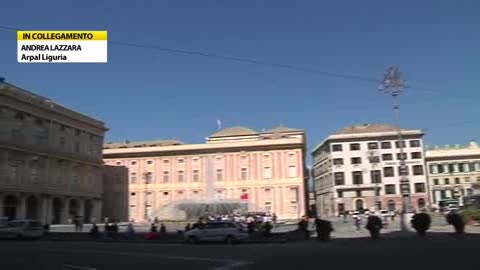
[{"xmin": 102, "ymin": 126, "xmax": 308, "ymax": 221}]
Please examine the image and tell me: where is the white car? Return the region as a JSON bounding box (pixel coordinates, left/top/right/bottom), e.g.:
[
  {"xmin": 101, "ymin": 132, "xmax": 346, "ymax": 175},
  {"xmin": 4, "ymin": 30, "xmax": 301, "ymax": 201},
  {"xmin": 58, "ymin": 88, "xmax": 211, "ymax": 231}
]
[
  {"xmin": 0, "ymin": 219, "xmax": 45, "ymax": 240},
  {"xmin": 184, "ymin": 221, "xmax": 249, "ymax": 244},
  {"xmin": 380, "ymin": 210, "xmax": 390, "ymax": 217}
]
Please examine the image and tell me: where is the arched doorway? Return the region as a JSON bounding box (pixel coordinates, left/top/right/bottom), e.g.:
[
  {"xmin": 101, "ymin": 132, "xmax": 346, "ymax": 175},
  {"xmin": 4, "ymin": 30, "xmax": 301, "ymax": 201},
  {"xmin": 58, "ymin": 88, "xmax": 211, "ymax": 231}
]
[
  {"xmin": 52, "ymin": 198, "xmax": 63, "ymax": 224},
  {"xmin": 417, "ymin": 198, "xmax": 426, "ymax": 209},
  {"xmin": 26, "ymin": 196, "xmax": 39, "ymax": 219},
  {"xmin": 3, "ymin": 195, "xmax": 18, "ymax": 220},
  {"xmin": 84, "ymin": 200, "xmax": 93, "ymax": 223},
  {"xmin": 375, "ymin": 201, "xmax": 382, "ymax": 211},
  {"xmin": 387, "ymin": 200, "xmax": 396, "ymax": 211},
  {"xmin": 355, "ymin": 199, "xmax": 364, "ymax": 211},
  {"xmin": 69, "ymin": 199, "xmax": 80, "ymax": 220}
]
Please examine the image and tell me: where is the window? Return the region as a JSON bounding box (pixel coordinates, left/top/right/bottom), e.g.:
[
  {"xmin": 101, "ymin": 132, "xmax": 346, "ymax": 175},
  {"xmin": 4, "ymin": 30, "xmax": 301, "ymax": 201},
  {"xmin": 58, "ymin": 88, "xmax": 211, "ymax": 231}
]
[
  {"xmin": 178, "ymin": 159, "xmax": 184, "ymax": 163},
  {"xmin": 15, "ymin": 111, "xmax": 24, "ymax": 120},
  {"xmin": 193, "ymin": 170, "xmax": 200, "ymax": 182},
  {"xmin": 469, "ymin": 163, "xmax": 475, "ymax": 172},
  {"xmin": 383, "ymin": 167, "xmax": 394, "ymax": 177},
  {"xmin": 382, "ymin": 154, "xmax": 393, "ymax": 161},
  {"xmin": 75, "ymin": 129, "xmax": 81, "ymax": 136},
  {"xmin": 458, "ymin": 163, "xmax": 465, "ymax": 173},
  {"xmin": 409, "ymin": 140, "xmax": 421, "ymax": 147},
  {"xmin": 352, "ymin": 171, "xmax": 363, "ymax": 185},
  {"xmin": 216, "ymin": 169, "xmax": 223, "ymax": 181},
  {"xmin": 444, "ymin": 178, "xmax": 450, "ymax": 185},
  {"xmin": 116, "ymin": 161, "xmax": 121, "ymax": 165},
  {"xmin": 454, "ymin": 178, "xmax": 460, "ymax": 184},
  {"xmin": 145, "ymin": 172, "xmax": 153, "ymax": 184},
  {"xmin": 130, "ymin": 173, "xmax": 137, "ymax": 183},
  {"xmin": 59, "ymin": 137, "xmax": 66, "ymax": 149},
  {"xmin": 398, "ymin": 166, "xmax": 409, "ymax": 175},
  {"xmin": 438, "ymin": 164, "xmax": 445, "ymax": 173},
  {"xmin": 414, "ymin": 183, "xmax": 426, "ymax": 193},
  {"xmin": 332, "ymin": 144, "xmax": 343, "ymax": 152},
  {"xmin": 163, "ymin": 171, "xmax": 169, "ymax": 183},
  {"xmin": 411, "ymin": 152, "xmax": 422, "ymax": 159},
  {"xmin": 263, "ymin": 167, "xmax": 272, "ymax": 179},
  {"xmin": 334, "ymin": 172, "xmax": 345, "ymax": 185},
  {"xmin": 35, "ymin": 118, "xmax": 43, "ymax": 126},
  {"xmin": 131, "ymin": 161, "xmax": 137, "ymax": 165},
  {"xmin": 448, "ymin": 164, "xmax": 454, "ymax": 173},
  {"xmin": 163, "ymin": 192, "xmax": 169, "ymax": 195},
  {"xmin": 349, "ymin": 143, "xmax": 360, "ymax": 151},
  {"xmin": 465, "ymin": 177, "xmax": 471, "ymax": 183},
  {"xmin": 412, "ymin": 165, "xmax": 424, "ymax": 175},
  {"xmin": 147, "ymin": 160, "xmax": 153, "ymax": 165},
  {"xmin": 241, "ymin": 167, "xmax": 248, "ymax": 180},
  {"xmin": 356, "ymin": 191, "xmax": 362, "ymax": 197},
  {"xmin": 74, "ymin": 142, "xmax": 80, "ymax": 153},
  {"xmin": 433, "ymin": 179, "xmax": 439, "ymax": 185},
  {"xmin": 333, "ymin": 158, "xmax": 344, "ymax": 165},
  {"xmin": 381, "ymin": 141, "xmax": 392, "ymax": 149},
  {"xmin": 368, "ymin": 142, "xmax": 378, "ymax": 150},
  {"xmin": 385, "ymin": 184, "xmax": 396, "ymax": 195},
  {"xmin": 288, "ymin": 165, "xmax": 297, "ymax": 178},
  {"xmin": 337, "ymin": 191, "xmax": 343, "ymax": 198},
  {"xmin": 395, "ymin": 141, "xmax": 406, "ymax": 148},
  {"xmin": 396, "ymin": 153, "xmax": 407, "ymax": 160},
  {"xmin": 370, "ymin": 170, "xmax": 381, "ymax": 184},
  {"xmin": 351, "ymin": 157, "xmax": 362, "ymax": 165},
  {"xmin": 178, "ymin": 171, "xmax": 185, "ymax": 182},
  {"xmin": 163, "ymin": 159, "xmax": 169, "ymax": 164},
  {"xmin": 9, "ymin": 165, "xmax": 17, "ymax": 179}
]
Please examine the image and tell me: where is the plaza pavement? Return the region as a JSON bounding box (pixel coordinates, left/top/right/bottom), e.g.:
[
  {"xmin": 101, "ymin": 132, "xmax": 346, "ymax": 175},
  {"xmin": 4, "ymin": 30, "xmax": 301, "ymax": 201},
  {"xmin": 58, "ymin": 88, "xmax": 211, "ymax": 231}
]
[{"xmin": 2, "ymin": 232, "xmax": 480, "ymax": 270}]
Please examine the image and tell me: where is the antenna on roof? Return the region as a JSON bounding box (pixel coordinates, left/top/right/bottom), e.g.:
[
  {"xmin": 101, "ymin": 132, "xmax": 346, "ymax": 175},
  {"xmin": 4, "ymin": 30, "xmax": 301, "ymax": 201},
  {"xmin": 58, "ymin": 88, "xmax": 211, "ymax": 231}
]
[{"xmin": 216, "ymin": 119, "xmax": 222, "ymax": 130}]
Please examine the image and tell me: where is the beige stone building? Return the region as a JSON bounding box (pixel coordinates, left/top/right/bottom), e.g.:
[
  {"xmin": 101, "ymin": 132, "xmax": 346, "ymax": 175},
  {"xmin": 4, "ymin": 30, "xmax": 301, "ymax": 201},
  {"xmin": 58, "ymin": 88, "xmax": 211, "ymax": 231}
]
[
  {"xmin": 102, "ymin": 165, "xmax": 129, "ymax": 222},
  {"xmin": 313, "ymin": 124, "xmax": 429, "ymax": 216},
  {"xmin": 103, "ymin": 126, "xmax": 308, "ymax": 221},
  {"xmin": 426, "ymin": 141, "xmax": 480, "ymax": 207},
  {"xmin": 0, "ymin": 81, "xmax": 107, "ymax": 224}
]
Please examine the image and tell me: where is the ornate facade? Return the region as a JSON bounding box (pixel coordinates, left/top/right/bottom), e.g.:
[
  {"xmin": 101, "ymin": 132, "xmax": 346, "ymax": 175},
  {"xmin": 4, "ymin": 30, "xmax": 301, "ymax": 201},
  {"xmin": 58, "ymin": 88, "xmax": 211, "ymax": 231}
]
[
  {"xmin": 426, "ymin": 141, "xmax": 480, "ymax": 207},
  {"xmin": 0, "ymin": 81, "xmax": 107, "ymax": 224},
  {"xmin": 103, "ymin": 126, "xmax": 308, "ymax": 221}
]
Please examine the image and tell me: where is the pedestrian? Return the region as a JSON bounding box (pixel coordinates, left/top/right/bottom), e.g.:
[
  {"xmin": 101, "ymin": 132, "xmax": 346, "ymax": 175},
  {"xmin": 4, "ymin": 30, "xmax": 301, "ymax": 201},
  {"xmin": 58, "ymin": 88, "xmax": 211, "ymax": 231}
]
[
  {"xmin": 160, "ymin": 223, "xmax": 166, "ymax": 235},
  {"xmin": 126, "ymin": 223, "xmax": 135, "ymax": 239},
  {"xmin": 354, "ymin": 216, "xmax": 362, "ymax": 231},
  {"xmin": 150, "ymin": 223, "xmax": 158, "ymax": 233},
  {"xmin": 185, "ymin": 223, "xmax": 191, "ymax": 232},
  {"xmin": 272, "ymin": 213, "xmax": 277, "ymax": 227},
  {"xmin": 90, "ymin": 223, "xmax": 99, "ymax": 238},
  {"xmin": 263, "ymin": 221, "xmax": 273, "ymax": 239},
  {"xmin": 315, "ymin": 217, "xmax": 333, "ymax": 241},
  {"xmin": 298, "ymin": 216, "xmax": 310, "ymax": 240}
]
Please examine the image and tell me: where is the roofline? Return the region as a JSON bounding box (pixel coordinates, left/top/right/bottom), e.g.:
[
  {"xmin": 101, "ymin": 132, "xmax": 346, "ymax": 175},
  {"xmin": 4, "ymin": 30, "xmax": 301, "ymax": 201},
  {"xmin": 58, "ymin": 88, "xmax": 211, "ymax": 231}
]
[
  {"xmin": 0, "ymin": 82, "xmax": 108, "ymax": 131},
  {"xmin": 312, "ymin": 129, "xmax": 424, "ymax": 154},
  {"xmin": 103, "ymin": 137, "xmax": 305, "ymax": 157}
]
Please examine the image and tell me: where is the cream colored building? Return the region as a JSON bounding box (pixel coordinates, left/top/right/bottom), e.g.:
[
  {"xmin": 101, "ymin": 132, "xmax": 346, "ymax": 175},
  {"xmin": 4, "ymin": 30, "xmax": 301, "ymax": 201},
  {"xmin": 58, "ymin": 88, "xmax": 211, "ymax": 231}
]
[
  {"xmin": 426, "ymin": 141, "xmax": 480, "ymax": 207},
  {"xmin": 312, "ymin": 124, "xmax": 429, "ymax": 217},
  {"xmin": 0, "ymin": 81, "xmax": 107, "ymax": 224},
  {"xmin": 103, "ymin": 126, "xmax": 308, "ymax": 221}
]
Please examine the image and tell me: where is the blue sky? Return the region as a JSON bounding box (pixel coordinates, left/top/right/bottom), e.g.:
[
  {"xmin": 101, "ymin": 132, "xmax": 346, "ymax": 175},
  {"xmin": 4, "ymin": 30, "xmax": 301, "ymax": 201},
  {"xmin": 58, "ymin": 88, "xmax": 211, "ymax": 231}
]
[{"xmin": 1, "ymin": 0, "xmax": 479, "ymax": 154}]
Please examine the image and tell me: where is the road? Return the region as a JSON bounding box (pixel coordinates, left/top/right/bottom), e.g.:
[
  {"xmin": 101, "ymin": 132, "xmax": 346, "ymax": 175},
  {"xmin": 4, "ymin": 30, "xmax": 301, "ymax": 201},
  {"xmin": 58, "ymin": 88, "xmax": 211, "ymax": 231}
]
[{"xmin": 1, "ymin": 232, "xmax": 480, "ymax": 270}]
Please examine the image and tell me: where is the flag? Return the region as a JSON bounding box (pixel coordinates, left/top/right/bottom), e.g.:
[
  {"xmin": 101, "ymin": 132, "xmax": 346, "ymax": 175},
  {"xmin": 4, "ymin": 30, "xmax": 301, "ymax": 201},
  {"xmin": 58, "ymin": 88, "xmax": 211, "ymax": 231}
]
[{"xmin": 241, "ymin": 193, "xmax": 249, "ymax": 200}]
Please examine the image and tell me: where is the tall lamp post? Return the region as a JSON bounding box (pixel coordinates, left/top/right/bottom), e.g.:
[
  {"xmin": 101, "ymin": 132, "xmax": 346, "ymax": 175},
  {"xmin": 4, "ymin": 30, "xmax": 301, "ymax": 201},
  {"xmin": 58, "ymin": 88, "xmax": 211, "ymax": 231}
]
[
  {"xmin": 368, "ymin": 150, "xmax": 380, "ymax": 213},
  {"xmin": 379, "ymin": 66, "xmax": 410, "ymax": 231}
]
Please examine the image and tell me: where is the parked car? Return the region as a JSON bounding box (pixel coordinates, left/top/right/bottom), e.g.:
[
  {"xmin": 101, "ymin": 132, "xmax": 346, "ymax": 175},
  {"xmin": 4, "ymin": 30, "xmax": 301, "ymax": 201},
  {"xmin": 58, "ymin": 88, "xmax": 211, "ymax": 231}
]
[
  {"xmin": 0, "ymin": 219, "xmax": 45, "ymax": 240},
  {"xmin": 184, "ymin": 221, "xmax": 249, "ymax": 244},
  {"xmin": 380, "ymin": 210, "xmax": 390, "ymax": 217}
]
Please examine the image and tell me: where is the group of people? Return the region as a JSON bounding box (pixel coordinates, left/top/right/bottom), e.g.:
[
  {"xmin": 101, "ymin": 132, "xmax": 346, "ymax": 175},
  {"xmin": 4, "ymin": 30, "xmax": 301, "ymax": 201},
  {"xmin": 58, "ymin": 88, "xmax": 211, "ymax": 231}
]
[{"xmin": 298, "ymin": 216, "xmax": 333, "ymax": 241}]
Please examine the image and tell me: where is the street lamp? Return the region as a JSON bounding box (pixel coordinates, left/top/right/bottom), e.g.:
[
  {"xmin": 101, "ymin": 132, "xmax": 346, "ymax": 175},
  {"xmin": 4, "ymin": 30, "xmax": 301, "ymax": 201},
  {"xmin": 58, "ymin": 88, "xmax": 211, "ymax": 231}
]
[
  {"xmin": 379, "ymin": 66, "xmax": 411, "ymax": 231},
  {"xmin": 368, "ymin": 150, "xmax": 380, "ymax": 213}
]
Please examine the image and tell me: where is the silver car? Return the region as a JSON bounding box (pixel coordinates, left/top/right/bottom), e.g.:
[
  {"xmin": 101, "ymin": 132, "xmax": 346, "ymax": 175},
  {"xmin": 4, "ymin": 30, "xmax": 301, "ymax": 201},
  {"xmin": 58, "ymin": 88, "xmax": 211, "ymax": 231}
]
[
  {"xmin": 0, "ymin": 219, "xmax": 45, "ymax": 240},
  {"xmin": 184, "ymin": 222, "xmax": 249, "ymax": 244}
]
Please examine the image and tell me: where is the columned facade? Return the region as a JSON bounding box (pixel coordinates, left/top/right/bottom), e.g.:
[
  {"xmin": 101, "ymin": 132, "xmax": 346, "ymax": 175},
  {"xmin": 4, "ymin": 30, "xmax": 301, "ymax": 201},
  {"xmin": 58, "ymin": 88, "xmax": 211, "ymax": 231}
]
[{"xmin": 0, "ymin": 81, "xmax": 107, "ymax": 224}]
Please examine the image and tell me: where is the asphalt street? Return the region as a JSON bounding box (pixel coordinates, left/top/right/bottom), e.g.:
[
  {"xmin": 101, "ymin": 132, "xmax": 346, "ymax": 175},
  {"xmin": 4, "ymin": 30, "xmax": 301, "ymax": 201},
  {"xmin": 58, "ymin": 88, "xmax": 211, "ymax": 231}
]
[{"xmin": 1, "ymin": 232, "xmax": 480, "ymax": 270}]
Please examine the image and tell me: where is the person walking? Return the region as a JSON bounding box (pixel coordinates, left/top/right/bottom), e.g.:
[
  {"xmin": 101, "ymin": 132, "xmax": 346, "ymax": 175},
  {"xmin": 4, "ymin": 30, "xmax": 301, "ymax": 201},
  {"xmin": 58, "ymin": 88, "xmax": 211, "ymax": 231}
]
[{"xmin": 315, "ymin": 217, "xmax": 333, "ymax": 241}]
